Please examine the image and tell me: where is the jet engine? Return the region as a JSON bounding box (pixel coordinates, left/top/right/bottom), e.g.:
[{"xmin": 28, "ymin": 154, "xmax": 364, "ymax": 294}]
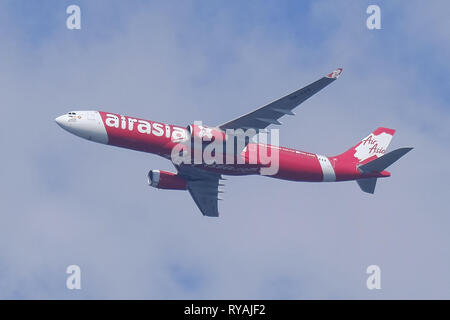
[{"xmin": 147, "ymin": 170, "xmax": 187, "ymax": 190}]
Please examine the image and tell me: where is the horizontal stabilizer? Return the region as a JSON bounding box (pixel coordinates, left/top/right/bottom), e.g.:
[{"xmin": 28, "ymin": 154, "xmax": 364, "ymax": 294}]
[
  {"xmin": 357, "ymin": 178, "xmax": 377, "ymax": 194},
  {"xmin": 358, "ymin": 147, "xmax": 413, "ymax": 173}
]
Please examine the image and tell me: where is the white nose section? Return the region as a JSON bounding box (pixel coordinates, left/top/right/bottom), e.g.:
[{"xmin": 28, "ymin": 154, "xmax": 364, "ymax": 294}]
[
  {"xmin": 55, "ymin": 115, "xmax": 68, "ymax": 127},
  {"xmin": 55, "ymin": 111, "xmax": 108, "ymax": 144}
]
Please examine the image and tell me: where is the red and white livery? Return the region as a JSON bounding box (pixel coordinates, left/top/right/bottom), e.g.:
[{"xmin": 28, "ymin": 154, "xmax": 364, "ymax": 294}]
[{"xmin": 55, "ymin": 68, "xmax": 412, "ymax": 217}]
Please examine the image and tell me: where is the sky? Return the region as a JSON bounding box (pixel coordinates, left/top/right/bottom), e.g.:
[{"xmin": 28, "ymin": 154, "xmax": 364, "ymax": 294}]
[{"xmin": 0, "ymin": 0, "xmax": 449, "ymax": 299}]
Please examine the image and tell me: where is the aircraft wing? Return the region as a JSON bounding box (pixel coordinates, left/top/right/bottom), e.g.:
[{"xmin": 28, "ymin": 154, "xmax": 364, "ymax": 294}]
[
  {"xmin": 176, "ymin": 165, "xmax": 224, "ymax": 217},
  {"xmin": 218, "ymin": 68, "xmax": 342, "ymax": 131}
]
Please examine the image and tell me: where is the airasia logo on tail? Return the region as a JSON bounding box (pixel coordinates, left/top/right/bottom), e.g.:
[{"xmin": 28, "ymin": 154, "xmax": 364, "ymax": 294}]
[
  {"xmin": 354, "ymin": 132, "xmax": 393, "ymax": 162},
  {"xmin": 361, "ymin": 135, "xmax": 386, "ymax": 155}
]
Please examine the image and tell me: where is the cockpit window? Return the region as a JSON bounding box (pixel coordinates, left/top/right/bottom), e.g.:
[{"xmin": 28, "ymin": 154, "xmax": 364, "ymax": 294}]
[{"xmin": 68, "ymin": 112, "xmax": 76, "ymax": 115}]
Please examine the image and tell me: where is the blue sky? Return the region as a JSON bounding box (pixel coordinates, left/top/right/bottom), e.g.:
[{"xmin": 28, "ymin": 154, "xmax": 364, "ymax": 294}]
[{"xmin": 0, "ymin": 0, "xmax": 449, "ymax": 299}]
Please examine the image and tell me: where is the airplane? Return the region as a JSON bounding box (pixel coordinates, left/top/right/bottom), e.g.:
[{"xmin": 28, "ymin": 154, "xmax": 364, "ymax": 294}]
[{"xmin": 55, "ymin": 68, "xmax": 412, "ymax": 217}]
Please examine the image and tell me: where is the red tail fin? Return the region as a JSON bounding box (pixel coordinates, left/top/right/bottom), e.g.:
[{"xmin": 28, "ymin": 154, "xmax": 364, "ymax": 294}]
[{"xmin": 336, "ymin": 127, "xmax": 396, "ymax": 164}]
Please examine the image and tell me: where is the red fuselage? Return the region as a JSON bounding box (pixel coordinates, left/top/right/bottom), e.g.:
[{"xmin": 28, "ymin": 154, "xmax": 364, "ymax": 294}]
[{"xmin": 96, "ymin": 111, "xmax": 388, "ymax": 182}]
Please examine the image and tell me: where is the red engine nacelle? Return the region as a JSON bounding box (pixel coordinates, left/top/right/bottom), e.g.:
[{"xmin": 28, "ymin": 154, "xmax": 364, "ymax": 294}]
[
  {"xmin": 187, "ymin": 124, "xmax": 226, "ymax": 143},
  {"xmin": 147, "ymin": 170, "xmax": 187, "ymax": 190}
]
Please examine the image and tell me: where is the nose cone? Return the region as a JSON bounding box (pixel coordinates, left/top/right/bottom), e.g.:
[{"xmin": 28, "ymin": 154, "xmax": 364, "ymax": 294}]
[
  {"xmin": 55, "ymin": 115, "xmax": 67, "ymax": 128},
  {"xmin": 54, "ymin": 111, "xmax": 109, "ymax": 144}
]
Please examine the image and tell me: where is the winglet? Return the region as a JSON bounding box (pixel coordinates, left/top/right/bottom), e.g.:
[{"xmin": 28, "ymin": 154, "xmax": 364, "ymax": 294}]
[{"xmin": 326, "ymin": 68, "xmax": 343, "ymax": 79}]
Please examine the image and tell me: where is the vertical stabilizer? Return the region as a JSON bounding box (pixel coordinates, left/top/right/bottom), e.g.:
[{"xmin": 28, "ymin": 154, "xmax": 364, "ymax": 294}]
[{"xmin": 337, "ymin": 127, "xmax": 396, "ymax": 164}]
